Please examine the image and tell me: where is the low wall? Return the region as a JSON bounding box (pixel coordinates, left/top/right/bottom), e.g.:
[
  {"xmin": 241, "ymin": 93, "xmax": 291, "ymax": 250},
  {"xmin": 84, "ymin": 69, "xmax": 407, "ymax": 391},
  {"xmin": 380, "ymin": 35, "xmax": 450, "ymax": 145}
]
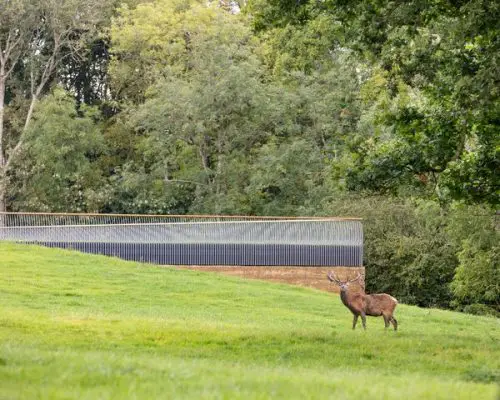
[
  {"xmin": 177, "ymin": 266, "xmax": 365, "ymax": 293},
  {"xmin": 21, "ymin": 242, "xmax": 362, "ymax": 266}
]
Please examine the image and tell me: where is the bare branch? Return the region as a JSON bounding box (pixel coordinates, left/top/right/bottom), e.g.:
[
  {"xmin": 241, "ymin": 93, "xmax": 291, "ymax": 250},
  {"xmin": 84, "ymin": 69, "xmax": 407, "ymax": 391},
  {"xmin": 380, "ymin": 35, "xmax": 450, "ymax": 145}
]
[
  {"xmin": 4, "ymin": 138, "xmax": 24, "ymax": 172},
  {"xmin": 4, "ymin": 48, "xmax": 23, "ymax": 80},
  {"xmin": 1, "ymin": 31, "xmax": 24, "ymax": 78},
  {"xmin": 0, "ymin": 32, "xmax": 9, "ymax": 64}
]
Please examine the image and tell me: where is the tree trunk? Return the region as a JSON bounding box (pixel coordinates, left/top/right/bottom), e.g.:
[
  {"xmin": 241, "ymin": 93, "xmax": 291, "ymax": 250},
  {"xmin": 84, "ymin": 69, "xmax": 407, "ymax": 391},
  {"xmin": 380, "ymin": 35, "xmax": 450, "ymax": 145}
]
[{"xmin": 0, "ymin": 72, "xmax": 6, "ymax": 213}]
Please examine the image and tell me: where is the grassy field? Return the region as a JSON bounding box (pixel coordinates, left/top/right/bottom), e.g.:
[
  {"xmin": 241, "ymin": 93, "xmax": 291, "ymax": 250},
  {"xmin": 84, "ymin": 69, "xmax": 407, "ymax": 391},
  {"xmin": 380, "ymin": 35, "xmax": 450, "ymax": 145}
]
[{"xmin": 0, "ymin": 242, "xmax": 499, "ymax": 399}]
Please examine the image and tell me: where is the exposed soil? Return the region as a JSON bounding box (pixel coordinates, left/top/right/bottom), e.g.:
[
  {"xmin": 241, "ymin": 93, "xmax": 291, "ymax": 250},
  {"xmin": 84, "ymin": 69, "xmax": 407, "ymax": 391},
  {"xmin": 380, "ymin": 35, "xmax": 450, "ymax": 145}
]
[{"xmin": 176, "ymin": 266, "xmax": 365, "ymax": 293}]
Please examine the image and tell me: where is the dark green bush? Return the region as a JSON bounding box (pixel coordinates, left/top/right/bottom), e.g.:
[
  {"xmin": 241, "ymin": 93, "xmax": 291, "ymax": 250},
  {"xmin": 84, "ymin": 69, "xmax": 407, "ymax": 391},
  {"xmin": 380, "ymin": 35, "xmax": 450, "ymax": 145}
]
[{"xmin": 462, "ymin": 304, "xmax": 499, "ymax": 318}]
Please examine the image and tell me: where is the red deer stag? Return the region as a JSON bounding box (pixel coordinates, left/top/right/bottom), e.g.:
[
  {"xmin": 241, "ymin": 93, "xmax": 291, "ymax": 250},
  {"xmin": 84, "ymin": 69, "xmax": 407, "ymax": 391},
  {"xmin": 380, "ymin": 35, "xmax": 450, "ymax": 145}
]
[{"xmin": 327, "ymin": 271, "xmax": 398, "ymax": 331}]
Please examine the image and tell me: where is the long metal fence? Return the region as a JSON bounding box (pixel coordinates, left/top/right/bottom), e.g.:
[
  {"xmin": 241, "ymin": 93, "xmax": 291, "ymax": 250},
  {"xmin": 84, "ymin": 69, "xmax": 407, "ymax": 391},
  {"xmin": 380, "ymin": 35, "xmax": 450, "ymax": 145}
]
[{"xmin": 0, "ymin": 212, "xmax": 363, "ymax": 266}]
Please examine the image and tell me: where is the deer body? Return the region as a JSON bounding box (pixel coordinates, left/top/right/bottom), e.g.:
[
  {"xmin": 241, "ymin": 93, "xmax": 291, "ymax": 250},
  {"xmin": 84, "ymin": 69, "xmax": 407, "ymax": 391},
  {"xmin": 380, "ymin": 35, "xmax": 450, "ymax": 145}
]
[{"xmin": 328, "ymin": 272, "xmax": 398, "ymax": 331}]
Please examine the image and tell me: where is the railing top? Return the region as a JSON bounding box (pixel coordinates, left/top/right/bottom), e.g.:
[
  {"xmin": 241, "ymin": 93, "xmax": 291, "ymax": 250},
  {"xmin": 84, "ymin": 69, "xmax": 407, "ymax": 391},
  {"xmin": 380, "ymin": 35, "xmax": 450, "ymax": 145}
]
[{"xmin": 0, "ymin": 212, "xmax": 362, "ymax": 221}]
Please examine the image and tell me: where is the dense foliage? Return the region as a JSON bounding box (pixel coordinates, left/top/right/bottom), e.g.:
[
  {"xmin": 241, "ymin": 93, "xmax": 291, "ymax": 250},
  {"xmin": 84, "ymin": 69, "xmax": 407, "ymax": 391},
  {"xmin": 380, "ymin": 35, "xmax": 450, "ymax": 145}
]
[{"xmin": 0, "ymin": 0, "xmax": 498, "ymax": 314}]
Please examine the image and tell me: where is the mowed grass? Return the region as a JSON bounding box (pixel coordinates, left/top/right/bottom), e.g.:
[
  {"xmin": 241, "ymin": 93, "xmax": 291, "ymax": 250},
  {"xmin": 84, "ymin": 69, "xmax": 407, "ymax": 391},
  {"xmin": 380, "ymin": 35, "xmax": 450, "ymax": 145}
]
[{"xmin": 0, "ymin": 243, "xmax": 499, "ymax": 399}]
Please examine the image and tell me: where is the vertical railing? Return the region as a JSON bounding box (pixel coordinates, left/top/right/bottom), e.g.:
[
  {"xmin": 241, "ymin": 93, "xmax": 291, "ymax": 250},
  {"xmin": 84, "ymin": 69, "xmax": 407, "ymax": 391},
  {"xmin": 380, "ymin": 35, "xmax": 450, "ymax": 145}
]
[{"xmin": 0, "ymin": 212, "xmax": 363, "ymax": 266}]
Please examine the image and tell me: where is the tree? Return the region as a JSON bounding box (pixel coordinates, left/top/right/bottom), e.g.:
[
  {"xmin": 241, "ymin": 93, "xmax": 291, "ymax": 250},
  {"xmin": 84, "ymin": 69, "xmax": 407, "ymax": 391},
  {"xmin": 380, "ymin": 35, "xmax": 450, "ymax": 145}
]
[
  {"xmin": 9, "ymin": 88, "xmax": 106, "ymax": 212},
  {"xmin": 60, "ymin": 38, "xmax": 111, "ymax": 107},
  {"xmin": 118, "ymin": 1, "xmax": 273, "ymax": 214},
  {"xmin": 451, "ymin": 240, "xmax": 499, "ymax": 314},
  {"xmin": 447, "ymin": 203, "xmax": 500, "ymax": 314},
  {"xmin": 0, "ymin": 0, "xmax": 110, "ymax": 212},
  {"xmin": 248, "ymin": 0, "xmax": 500, "ymax": 206},
  {"xmin": 246, "ymin": 139, "xmax": 329, "ymax": 215},
  {"xmin": 342, "ymin": 0, "xmax": 500, "ymax": 205}
]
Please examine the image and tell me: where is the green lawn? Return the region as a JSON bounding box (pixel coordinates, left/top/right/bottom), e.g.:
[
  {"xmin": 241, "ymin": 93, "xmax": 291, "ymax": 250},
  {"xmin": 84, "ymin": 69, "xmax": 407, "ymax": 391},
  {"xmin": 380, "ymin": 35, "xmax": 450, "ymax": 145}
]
[{"xmin": 0, "ymin": 242, "xmax": 499, "ymax": 399}]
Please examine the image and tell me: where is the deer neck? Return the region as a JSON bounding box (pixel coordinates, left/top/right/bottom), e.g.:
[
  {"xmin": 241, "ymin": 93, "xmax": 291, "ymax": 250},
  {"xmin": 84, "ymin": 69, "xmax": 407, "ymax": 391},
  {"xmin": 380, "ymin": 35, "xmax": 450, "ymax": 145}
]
[
  {"xmin": 339, "ymin": 288, "xmax": 351, "ymax": 307},
  {"xmin": 339, "ymin": 287, "xmax": 364, "ymax": 306}
]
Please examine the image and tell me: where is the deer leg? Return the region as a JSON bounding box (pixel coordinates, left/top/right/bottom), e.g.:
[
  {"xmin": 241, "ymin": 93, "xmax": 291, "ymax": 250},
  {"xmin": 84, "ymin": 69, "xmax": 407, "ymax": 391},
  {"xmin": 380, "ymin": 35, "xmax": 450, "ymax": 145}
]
[
  {"xmin": 391, "ymin": 317, "xmax": 398, "ymax": 331},
  {"xmin": 383, "ymin": 314, "xmax": 390, "ymax": 329},
  {"xmin": 360, "ymin": 312, "xmax": 367, "ymax": 330},
  {"xmin": 352, "ymin": 314, "xmax": 359, "ymax": 330}
]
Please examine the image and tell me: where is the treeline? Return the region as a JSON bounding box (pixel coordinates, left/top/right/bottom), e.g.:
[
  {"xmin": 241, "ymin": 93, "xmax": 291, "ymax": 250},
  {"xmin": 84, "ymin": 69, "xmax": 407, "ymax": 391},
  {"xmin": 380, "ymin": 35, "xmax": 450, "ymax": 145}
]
[{"xmin": 0, "ymin": 0, "xmax": 498, "ymax": 314}]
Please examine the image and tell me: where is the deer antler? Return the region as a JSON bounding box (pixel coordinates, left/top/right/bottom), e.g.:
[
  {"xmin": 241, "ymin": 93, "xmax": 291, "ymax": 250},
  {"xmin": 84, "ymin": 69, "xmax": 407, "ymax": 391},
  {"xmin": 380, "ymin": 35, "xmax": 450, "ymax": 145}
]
[
  {"xmin": 327, "ymin": 271, "xmax": 342, "ymax": 285},
  {"xmin": 346, "ymin": 271, "xmax": 366, "ymax": 290},
  {"xmin": 346, "ymin": 272, "xmax": 362, "ymax": 283},
  {"xmin": 358, "ymin": 272, "xmax": 366, "ymax": 290},
  {"xmin": 328, "ymin": 271, "xmax": 366, "ymax": 288}
]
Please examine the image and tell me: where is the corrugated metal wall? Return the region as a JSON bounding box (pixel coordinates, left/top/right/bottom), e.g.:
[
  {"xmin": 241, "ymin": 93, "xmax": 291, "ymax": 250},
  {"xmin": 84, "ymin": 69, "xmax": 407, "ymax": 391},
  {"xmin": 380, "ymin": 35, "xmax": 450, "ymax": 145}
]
[{"xmin": 0, "ymin": 213, "xmax": 363, "ymax": 266}]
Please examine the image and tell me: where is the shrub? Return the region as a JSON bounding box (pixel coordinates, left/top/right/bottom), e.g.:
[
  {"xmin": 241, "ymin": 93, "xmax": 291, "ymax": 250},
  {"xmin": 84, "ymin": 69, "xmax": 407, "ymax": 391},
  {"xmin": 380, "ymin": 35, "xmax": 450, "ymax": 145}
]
[{"xmin": 462, "ymin": 304, "xmax": 499, "ymax": 318}]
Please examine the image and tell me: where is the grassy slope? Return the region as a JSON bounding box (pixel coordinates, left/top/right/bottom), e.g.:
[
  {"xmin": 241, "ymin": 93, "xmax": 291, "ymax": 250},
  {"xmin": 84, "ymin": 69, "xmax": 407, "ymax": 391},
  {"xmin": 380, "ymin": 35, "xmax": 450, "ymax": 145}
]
[{"xmin": 0, "ymin": 243, "xmax": 498, "ymax": 399}]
